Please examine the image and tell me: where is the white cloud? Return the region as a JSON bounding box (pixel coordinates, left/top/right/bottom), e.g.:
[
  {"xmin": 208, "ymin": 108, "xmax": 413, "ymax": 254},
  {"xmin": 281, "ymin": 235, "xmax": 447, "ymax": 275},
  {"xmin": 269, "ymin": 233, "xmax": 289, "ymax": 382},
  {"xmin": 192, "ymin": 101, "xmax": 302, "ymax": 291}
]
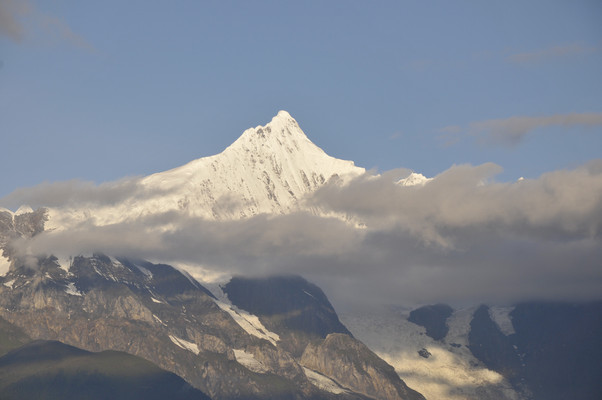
[
  {"xmin": 0, "ymin": 177, "xmax": 161, "ymax": 210},
  {"xmin": 5, "ymin": 161, "xmax": 602, "ymax": 307}
]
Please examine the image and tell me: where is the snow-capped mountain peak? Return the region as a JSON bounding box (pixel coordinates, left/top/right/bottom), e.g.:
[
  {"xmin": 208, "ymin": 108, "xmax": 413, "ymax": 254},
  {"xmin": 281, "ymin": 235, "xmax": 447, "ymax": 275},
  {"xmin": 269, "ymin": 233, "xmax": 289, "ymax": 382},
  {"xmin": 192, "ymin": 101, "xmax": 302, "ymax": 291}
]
[
  {"xmin": 46, "ymin": 111, "xmax": 366, "ymax": 229},
  {"xmin": 397, "ymin": 172, "xmax": 432, "ymax": 187}
]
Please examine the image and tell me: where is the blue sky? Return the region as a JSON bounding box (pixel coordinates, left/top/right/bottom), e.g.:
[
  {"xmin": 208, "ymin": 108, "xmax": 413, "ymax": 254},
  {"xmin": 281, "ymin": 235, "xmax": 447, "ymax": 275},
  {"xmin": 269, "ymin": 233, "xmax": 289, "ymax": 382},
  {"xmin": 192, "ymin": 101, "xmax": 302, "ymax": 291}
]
[{"xmin": 1, "ymin": 0, "xmax": 601, "ymax": 198}]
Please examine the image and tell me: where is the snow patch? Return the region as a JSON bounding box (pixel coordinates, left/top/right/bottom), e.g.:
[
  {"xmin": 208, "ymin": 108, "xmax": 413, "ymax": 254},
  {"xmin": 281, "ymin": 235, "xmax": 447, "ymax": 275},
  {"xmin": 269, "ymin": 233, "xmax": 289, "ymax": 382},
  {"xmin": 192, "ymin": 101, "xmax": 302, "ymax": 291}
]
[
  {"xmin": 489, "ymin": 306, "xmax": 516, "ymax": 335},
  {"xmin": 445, "ymin": 307, "xmax": 477, "ymax": 347},
  {"xmin": 109, "ymin": 256, "xmax": 125, "ymax": 269},
  {"xmin": 151, "ymin": 297, "xmax": 165, "ymax": 304},
  {"xmin": 15, "ymin": 205, "xmax": 34, "ymax": 215},
  {"xmin": 153, "ymin": 314, "xmax": 166, "ymax": 326},
  {"xmin": 397, "ymin": 172, "xmax": 432, "ymax": 186},
  {"xmin": 134, "ymin": 264, "xmax": 153, "ymax": 279},
  {"xmin": 233, "ymin": 349, "xmax": 268, "ymax": 373},
  {"xmin": 3, "ymin": 279, "xmax": 15, "ymax": 289},
  {"xmin": 64, "ymin": 282, "xmax": 82, "ymax": 296},
  {"xmin": 56, "ymin": 256, "xmax": 73, "ymax": 272},
  {"xmin": 214, "ymin": 300, "xmax": 280, "ymax": 345},
  {"xmin": 303, "ymin": 367, "xmax": 348, "ymax": 394},
  {"xmin": 169, "ymin": 335, "xmax": 199, "ymax": 355},
  {"xmin": 207, "ymin": 284, "xmax": 280, "ymax": 345},
  {"xmin": 0, "ymin": 256, "xmax": 11, "ymax": 276},
  {"xmin": 303, "ymin": 290, "xmax": 317, "ymax": 300}
]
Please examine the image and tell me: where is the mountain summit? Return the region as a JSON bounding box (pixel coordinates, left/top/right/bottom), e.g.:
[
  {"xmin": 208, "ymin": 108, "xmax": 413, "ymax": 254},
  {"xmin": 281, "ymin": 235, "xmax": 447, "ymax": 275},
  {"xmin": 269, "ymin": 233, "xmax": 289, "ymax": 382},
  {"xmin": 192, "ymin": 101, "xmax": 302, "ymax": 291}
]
[
  {"xmin": 141, "ymin": 110, "xmax": 364, "ymax": 217},
  {"xmin": 46, "ymin": 111, "xmax": 365, "ymax": 230}
]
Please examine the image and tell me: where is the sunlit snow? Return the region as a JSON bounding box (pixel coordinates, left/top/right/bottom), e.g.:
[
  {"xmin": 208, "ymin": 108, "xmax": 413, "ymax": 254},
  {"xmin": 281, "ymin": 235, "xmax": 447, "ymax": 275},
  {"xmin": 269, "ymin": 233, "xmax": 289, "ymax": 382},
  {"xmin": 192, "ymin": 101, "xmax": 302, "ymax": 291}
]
[
  {"xmin": 15, "ymin": 205, "xmax": 33, "ymax": 215},
  {"xmin": 169, "ymin": 335, "xmax": 200, "ymax": 355},
  {"xmin": 303, "ymin": 367, "xmax": 348, "ymax": 394},
  {"xmin": 153, "ymin": 314, "xmax": 166, "ymax": 326},
  {"xmin": 3, "ymin": 279, "xmax": 15, "ymax": 289},
  {"xmin": 207, "ymin": 283, "xmax": 280, "ymax": 346},
  {"xmin": 339, "ymin": 307, "xmax": 522, "ymax": 400},
  {"xmin": 0, "ymin": 256, "xmax": 10, "ymax": 276},
  {"xmin": 44, "ymin": 111, "xmax": 365, "ymax": 231},
  {"xmin": 233, "ymin": 349, "xmax": 268, "ymax": 373},
  {"xmin": 489, "ymin": 306, "xmax": 516, "ymax": 335},
  {"xmin": 397, "ymin": 172, "xmax": 432, "ymax": 186},
  {"xmin": 64, "ymin": 282, "xmax": 82, "ymax": 296}
]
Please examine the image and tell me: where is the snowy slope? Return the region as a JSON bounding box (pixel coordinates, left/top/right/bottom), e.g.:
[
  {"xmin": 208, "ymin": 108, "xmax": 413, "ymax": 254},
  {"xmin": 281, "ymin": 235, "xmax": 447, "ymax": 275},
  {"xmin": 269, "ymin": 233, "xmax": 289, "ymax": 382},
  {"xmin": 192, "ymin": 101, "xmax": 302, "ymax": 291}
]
[
  {"xmin": 46, "ymin": 111, "xmax": 365, "ymax": 230},
  {"xmin": 207, "ymin": 282, "xmax": 281, "ymax": 346},
  {"xmin": 339, "ymin": 306, "xmax": 522, "ymax": 400}
]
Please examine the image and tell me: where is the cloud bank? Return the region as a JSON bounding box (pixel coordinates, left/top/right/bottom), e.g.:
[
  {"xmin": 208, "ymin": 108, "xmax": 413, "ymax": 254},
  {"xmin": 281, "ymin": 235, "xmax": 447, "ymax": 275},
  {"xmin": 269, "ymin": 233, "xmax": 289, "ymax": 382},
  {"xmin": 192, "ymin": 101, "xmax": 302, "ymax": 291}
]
[
  {"xmin": 4, "ymin": 161, "xmax": 602, "ymax": 309},
  {"xmin": 0, "ymin": 177, "xmax": 164, "ymax": 210}
]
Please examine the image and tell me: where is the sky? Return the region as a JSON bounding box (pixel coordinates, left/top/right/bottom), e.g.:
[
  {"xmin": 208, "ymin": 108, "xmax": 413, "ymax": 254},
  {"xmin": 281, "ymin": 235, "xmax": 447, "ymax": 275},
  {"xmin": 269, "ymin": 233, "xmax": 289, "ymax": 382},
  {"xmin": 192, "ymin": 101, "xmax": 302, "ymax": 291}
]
[
  {"xmin": 1, "ymin": 1, "xmax": 602, "ymax": 308},
  {"xmin": 1, "ymin": 0, "xmax": 601, "ymax": 196}
]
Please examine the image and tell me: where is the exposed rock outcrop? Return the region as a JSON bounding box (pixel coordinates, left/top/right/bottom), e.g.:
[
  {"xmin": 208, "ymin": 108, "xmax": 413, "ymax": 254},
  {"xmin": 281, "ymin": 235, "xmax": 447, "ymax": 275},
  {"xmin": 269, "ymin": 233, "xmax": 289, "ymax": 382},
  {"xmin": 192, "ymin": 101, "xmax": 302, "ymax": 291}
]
[{"xmin": 301, "ymin": 333, "xmax": 425, "ymax": 400}]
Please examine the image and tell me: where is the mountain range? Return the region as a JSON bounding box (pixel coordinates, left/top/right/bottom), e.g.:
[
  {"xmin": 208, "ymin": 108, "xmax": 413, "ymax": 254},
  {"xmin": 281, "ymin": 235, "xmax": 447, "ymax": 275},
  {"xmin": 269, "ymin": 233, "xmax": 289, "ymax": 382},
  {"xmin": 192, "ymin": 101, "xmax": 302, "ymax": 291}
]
[{"xmin": 0, "ymin": 111, "xmax": 600, "ymax": 399}]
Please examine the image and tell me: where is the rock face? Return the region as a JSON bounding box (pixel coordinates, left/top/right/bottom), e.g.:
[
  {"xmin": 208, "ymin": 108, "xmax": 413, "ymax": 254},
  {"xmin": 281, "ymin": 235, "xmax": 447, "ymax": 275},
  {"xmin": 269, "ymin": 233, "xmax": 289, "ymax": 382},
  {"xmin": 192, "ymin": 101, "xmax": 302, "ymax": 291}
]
[
  {"xmin": 301, "ymin": 333, "xmax": 426, "ymax": 400},
  {"xmin": 469, "ymin": 305, "xmax": 523, "ymax": 380},
  {"xmin": 0, "ymin": 255, "xmax": 303, "ymax": 399},
  {"xmin": 408, "ymin": 304, "xmax": 453, "ymax": 341},
  {"xmin": 0, "ymin": 254, "xmax": 422, "ymax": 400},
  {"xmin": 469, "ymin": 302, "xmax": 602, "ymax": 400},
  {"xmin": 224, "ymin": 275, "xmax": 351, "ymax": 357},
  {"xmin": 0, "ymin": 207, "xmax": 47, "ymax": 264}
]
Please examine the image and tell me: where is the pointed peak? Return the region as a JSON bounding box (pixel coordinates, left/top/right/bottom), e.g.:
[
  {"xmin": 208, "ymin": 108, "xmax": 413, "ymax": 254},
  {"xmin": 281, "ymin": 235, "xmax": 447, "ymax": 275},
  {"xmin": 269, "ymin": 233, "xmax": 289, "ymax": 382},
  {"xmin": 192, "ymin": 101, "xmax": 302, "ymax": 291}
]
[
  {"xmin": 233, "ymin": 110, "xmax": 308, "ymax": 148},
  {"xmin": 275, "ymin": 110, "xmax": 292, "ymax": 119},
  {"xmin": 15, "ymin": 205, "xmax": 34, "ymax": 215},
  {"xmin": 263, "ymin": 110, "xmax": 299, "ymax": 131},
  {"xmin": 397, "ymin": 172, "xmax": 432, "ymax": 187}
]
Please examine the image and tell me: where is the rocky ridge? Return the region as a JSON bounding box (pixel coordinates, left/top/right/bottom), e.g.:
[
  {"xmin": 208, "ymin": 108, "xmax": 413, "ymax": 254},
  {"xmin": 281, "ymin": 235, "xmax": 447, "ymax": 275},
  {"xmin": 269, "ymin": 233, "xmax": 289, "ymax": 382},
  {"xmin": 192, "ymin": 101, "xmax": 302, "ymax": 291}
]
[{"xmin": 0, "ymin": 250, "xmax": 422, "ymax": 399}]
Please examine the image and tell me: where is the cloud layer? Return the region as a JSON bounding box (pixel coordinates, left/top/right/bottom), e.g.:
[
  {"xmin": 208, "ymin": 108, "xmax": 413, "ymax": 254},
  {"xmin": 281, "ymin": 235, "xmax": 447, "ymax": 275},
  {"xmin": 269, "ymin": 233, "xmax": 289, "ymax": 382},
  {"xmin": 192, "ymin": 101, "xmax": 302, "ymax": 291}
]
[{"xmin": 4, "ymin": 161, "xmax": 602, "ymax": 309}]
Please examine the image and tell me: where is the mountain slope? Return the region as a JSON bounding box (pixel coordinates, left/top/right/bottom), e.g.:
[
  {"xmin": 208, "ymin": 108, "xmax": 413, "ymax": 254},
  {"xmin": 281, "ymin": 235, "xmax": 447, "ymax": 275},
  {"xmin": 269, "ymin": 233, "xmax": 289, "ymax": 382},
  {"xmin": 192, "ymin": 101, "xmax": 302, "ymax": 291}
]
[
  {"xmin": 0, "ymin": 110, "xmax": 425, "ymax": 399},
  {"xmin": 0, "ymin": 255, "xmax": 310, "ymax": 399},
  {"xmin": 301, "ymin": 333, "xmax": 425, "ymax": 400},
  {"xmin": 469, "ymin": 302, "xmax": 602, "ymax": 400},
  {"xmin": 224, "ymin": 275, "xmax": 352, "ymax": 357},
  {"xmin": 0, "ymin": 315, "xmax": 31, "ymax": 357},
  {"xmin": 339, "ymin": 306, "xmax": 523, "ymax": 400},
  {"xmin": 0, "ymin": 340, "xmax": 210, "ymax": 400},
  {"xmin": 0, "ymin": 254, "xmax": 422, "ymax": 399}
]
